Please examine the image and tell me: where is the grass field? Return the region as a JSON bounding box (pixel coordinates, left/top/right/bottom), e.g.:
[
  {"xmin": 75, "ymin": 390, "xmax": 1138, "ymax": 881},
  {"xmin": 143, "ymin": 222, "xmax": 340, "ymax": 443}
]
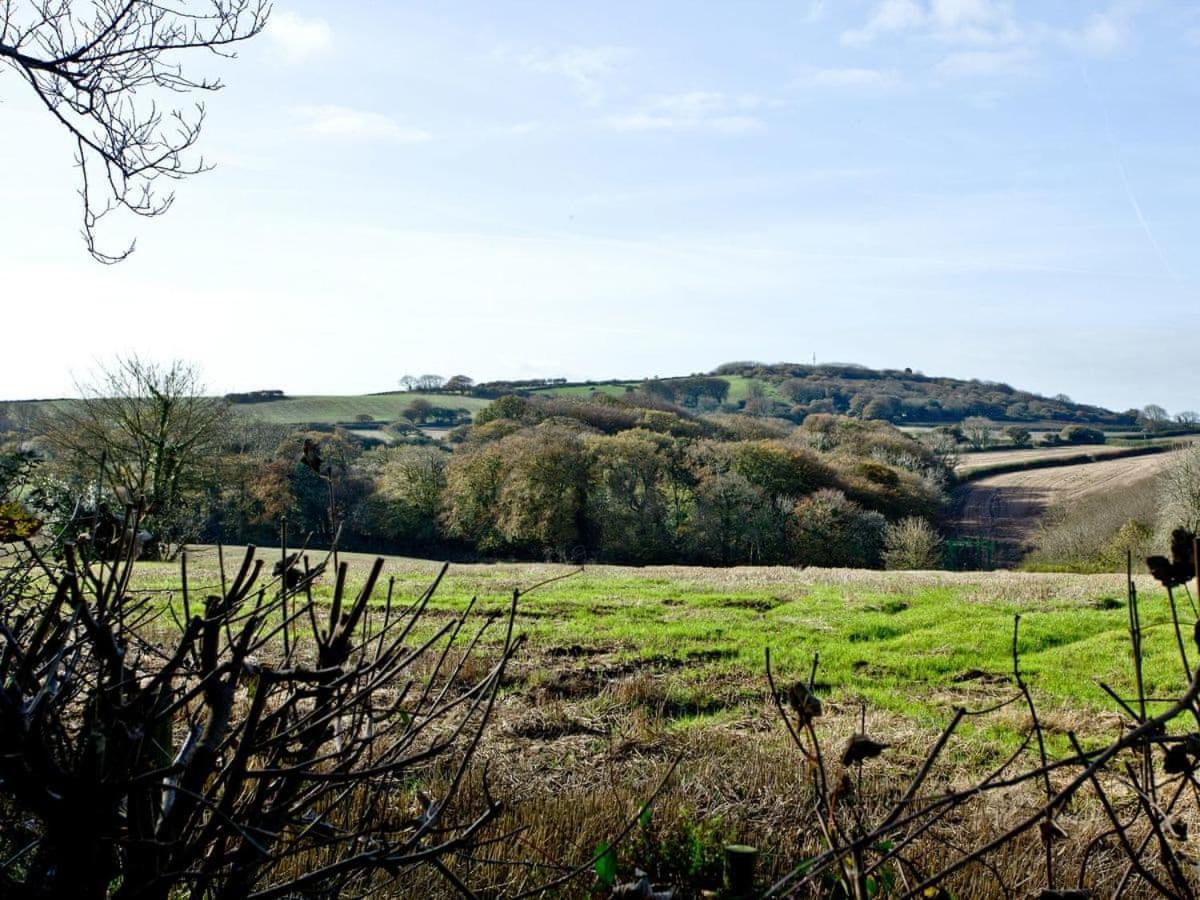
[
  {"xmin": 955, "ymin": 436, "xmax": 1198, "ymax": 478},
  {"xmin": 6, "ymin": 393, "xmax": 491, "ymax": 426},
  {"xmin": 138, "ymin": 551, "xmax": 1180, "ymax": 744},
  {"xmin": 229, "ymin": 393, "xmax": 489, "ymax": 424},
  {"xmin": 129, "ymin": 550, "xmax": 1195, "ymax": 895}
]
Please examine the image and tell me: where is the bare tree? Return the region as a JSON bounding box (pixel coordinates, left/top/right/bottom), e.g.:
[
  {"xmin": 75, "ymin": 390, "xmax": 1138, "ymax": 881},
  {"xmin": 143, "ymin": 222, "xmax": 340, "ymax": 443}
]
[
  {"xmin": 0, "ymin": 1, "xmax": 268, "ymax": 261},
  {"xmin": 40, "ymin": 356, "xmax": 231, "ymax": 555},
  {"xmin": 1140, "ymin": 404, "xmax": 1171, "ymax": 431},
  {"xmin": 961, "ymin": 416, "xmax": 992, "ymax": 451},
  {"xmin": 1161, "ymin": 443, "xmax": 1200, "ymax": 533}
]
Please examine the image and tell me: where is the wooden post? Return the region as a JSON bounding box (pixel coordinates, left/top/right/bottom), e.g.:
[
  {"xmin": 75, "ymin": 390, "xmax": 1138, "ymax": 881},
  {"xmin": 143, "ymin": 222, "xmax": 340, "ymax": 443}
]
[{"xmin": 724, "ymin": 844, "xmax": 759, "ymax": 898}]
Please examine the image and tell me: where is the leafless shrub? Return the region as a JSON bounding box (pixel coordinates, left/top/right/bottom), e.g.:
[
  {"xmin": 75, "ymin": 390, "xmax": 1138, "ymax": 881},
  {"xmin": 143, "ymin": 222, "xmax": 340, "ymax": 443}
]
[
  {"xmin": 1161, "ymin": 443, "xmax": 1200, "ymax": 535},
  {"xmin": 1027, "ymin": 475, "xmax": 1164, "ymax": 573},
  {"xmin": 882, "ymin": 517, "xmax": 943, "ymax": 570},
  {"xmin": 0, "ymin": 502, "xmax": 528, "ymax": 897}
]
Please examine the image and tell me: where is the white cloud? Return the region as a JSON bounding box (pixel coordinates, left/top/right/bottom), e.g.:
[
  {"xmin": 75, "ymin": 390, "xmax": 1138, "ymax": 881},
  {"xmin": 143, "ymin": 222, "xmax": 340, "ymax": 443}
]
[
  {"xmin": 294, "ymin": 106, "xmax": 431, "ymax": 143},
  {"xmin": 267, "ymin": 11, "xmax": 333, "ymax": 63},
  {"xmin": 842, "ymin": 0, "xmax": 1022, "ymax": 47},
  {"xmin": 795, "ymin": 67, "xmax": 900, "ymax": 90},
  {"xmin": 517, "ymin": 46, "xmax": 632, "ymax": 105},
  {"xmin": 1060, "ymin": 10, "xmax": 1128, "ymax": 57},
  {"xmin": 607, "ymin": 92, "xmax": 768, "ymax": 135},
  {"xmin": 936, "ymin": 47, "xmax": 1032, "ymax": 77},
  {"xmin": 841, "ymin": 0, "xmax": 927, "ymax": 46},
  {"xmin": 843, "ymin": 1, "xmax": 1137, "ymax": 76}
]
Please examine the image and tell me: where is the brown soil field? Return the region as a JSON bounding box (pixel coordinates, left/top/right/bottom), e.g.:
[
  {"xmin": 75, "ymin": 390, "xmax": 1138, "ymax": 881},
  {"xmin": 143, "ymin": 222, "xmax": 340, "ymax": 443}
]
[
  {"xmin": 956, "ymin": 443, "xmax": 1156, "ymax": 474},
  {"xmin": 952, "ymin": 451, "xmax": 1178, "ymax": 560},
  {"xmin": 955, "ymin": 435, "xmax": 1199, "ymax": 475}
]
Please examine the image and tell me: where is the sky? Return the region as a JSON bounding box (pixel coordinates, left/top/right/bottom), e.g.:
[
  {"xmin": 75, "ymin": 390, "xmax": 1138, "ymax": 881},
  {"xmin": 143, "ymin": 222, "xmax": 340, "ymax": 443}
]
[{"xmin": 2, "ymin": 0, "xmax": 1199, "ymax": 413}]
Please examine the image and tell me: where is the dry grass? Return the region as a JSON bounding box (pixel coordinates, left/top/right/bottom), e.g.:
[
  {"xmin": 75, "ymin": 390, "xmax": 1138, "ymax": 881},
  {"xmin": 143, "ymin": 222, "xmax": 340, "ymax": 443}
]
[{"xmin": 127, "ymin": 549, "xmax": 1197, "ymax": 897}]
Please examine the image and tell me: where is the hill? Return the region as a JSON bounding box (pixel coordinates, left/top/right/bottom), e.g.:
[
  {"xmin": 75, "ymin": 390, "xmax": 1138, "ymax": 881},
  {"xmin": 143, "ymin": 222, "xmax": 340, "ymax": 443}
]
[
  {"xmin": 1, "ymin": 363, "xmax": 1151, "ymax": 431},
  {"xmin": 474, "ymin": 362, "xmax": 1141, "ymax": 428}
]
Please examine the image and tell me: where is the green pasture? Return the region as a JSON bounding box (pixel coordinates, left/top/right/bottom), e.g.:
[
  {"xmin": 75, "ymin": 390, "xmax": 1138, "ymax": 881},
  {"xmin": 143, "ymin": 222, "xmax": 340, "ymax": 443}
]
[
  {"xmin": 134, "ymin": 551, "xmax": 1188, "ymax": 748},
  {"xmin": 231, "ymin": 393, "xmax": 488, "ymax": 424}
]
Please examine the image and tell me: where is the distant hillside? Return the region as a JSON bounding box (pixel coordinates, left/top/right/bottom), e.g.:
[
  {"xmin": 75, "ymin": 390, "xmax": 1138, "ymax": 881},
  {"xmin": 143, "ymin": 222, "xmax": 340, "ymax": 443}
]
[
  {"xmin": 224, "ymin": 393, "xmax": 488, "ymax": 425},
  {"xmin": 0, "ymin": 393, "xmax": 488, "ymax": 430},
  {"xmin": 473, "ymin": 363, "xmax": 1139, "ymax": 428},
  {"xmin": 0, "ymin": 362, "xmax": 1143, "ymax": 431}
]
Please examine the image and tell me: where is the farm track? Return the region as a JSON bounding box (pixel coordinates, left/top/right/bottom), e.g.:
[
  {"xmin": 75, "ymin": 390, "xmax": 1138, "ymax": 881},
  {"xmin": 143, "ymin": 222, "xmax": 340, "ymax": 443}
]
[{"xmin": 951, "ymin": 451, "xmax": 1179, "ymax": 564}]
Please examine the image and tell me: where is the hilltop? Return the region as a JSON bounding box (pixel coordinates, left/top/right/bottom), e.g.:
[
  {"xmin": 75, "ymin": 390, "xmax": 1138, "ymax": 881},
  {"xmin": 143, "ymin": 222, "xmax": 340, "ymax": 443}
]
[{"xmin": 476, "ymin": 361, "xmax": 1141, "ymax": 429}]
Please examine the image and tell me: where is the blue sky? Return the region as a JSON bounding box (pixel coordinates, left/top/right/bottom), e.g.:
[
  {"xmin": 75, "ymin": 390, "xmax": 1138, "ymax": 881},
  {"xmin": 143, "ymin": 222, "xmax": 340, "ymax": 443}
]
[{"xmin": 2, "ymin": 0, "xmax": 1198, "ymax": 413}]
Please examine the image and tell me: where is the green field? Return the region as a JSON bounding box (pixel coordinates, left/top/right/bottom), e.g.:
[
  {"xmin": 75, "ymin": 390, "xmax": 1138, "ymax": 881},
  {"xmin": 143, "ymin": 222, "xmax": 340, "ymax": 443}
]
[
  {"xmin": 137, "ymin": 551, "xmax": 1180, "ymax": 743},
  {"xmin": 6, "ymin": 393, "xmax": 490, "ymax": 426},
  {"xmin": 229, "ymin": 393, "xmax": 489, "ymax": 424},
  {"xmin": 127, "ymin": 551, "xmax": 1192, "ymax": 893}
]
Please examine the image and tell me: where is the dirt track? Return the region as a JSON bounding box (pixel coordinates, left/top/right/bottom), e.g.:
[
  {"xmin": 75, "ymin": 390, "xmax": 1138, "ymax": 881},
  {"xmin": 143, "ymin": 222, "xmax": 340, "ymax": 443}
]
[{"xmin": 952, "ymin": 452, "xmax": 1178, "ymax": 562}]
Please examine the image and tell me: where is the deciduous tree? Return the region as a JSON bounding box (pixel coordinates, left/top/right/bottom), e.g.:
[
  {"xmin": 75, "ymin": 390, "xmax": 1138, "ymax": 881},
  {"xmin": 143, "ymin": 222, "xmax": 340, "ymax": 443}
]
[{"xmin": 40, "ymin": 357, "xmax": 230, "ymax": 555}]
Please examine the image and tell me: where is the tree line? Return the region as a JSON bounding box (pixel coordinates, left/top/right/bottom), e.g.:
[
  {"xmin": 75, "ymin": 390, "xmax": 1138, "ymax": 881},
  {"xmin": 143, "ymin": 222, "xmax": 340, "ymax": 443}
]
[{"xmin": 8, "ymin": 362, "xmax": 952, "ymax": 568}]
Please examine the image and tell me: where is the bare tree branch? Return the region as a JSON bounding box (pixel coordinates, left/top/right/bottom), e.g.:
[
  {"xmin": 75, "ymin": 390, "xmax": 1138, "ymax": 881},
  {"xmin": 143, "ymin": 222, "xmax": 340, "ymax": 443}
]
[{"xmin": 0, "ymin": 0, "xmax": 269, "ymax": 261}]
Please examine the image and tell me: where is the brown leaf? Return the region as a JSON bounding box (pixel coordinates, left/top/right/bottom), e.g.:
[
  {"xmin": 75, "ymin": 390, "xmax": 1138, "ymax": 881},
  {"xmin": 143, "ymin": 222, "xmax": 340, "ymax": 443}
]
[
  {"xmin": 841, "ymin": 733, "xmax": 888, "ymax": 766},
  {"xmin": 786, "ymin": 682, "xmax": 822, "ymax": 725}
]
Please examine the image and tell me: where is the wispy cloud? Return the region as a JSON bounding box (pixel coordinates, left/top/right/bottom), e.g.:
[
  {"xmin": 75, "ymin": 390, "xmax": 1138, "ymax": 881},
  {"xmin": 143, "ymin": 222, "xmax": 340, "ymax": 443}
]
[
  {"xmin": 1058, "ymin": 8, "xmax": 1132, "ymax": 57},
  {"xmin": 936, "ymin": 47, "xmax": 1032, "ymax": 78},
  {"xmin": 843, "ymin": 1, "xmax": 1138, "ymax": 78},
  {"xmin": 841, "ymin": 0, "xmax": 930, "ymax": 47},
  {"xmin": 800, "ymin": 1, "xmax": 827, "ymax": 24},
  {"xmin": 515, "ymin": 46, "xmax": 632, "ymax": 105},
  {"xmin": 267, "ymin": 11, "xmax": 333, "ymax": 64},
  {"xmin": 607, "ymin": 92, "xmax": 769, "ymax": 135},
  {"xmin": 842, "ymin": 0, "xmax": 1023, "ymax": 47},
  {"xmin": 294, "ymin": 106, "xmax": 432, "ymax": 143},
  {"xmin": 794, "ymin": 67, "xmax": 900, "ymax": 90}
]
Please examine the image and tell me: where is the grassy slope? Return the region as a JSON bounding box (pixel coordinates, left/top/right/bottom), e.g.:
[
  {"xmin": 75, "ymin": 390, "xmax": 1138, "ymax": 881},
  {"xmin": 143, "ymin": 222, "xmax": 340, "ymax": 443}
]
[
  {"xmin": 230, "ymin": 393, "xmax": 488, "ymax": 424},
  {"xmin": 8, "ymin": 393, "xmax": 490, "ymax": 425},
  {"xmin": 530, "ymin": 375, "xmax": 784, "ymax": 407},
  {"xmin": 138, "ymin": 552, "xmax": 1176, "ymax": 746}
]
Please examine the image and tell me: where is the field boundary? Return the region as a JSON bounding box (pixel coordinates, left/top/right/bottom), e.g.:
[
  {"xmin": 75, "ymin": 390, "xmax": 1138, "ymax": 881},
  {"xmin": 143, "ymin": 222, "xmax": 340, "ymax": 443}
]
[{"xmin": 956, "ymin": 442, "xmax": 1177, "ymax": 483}]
